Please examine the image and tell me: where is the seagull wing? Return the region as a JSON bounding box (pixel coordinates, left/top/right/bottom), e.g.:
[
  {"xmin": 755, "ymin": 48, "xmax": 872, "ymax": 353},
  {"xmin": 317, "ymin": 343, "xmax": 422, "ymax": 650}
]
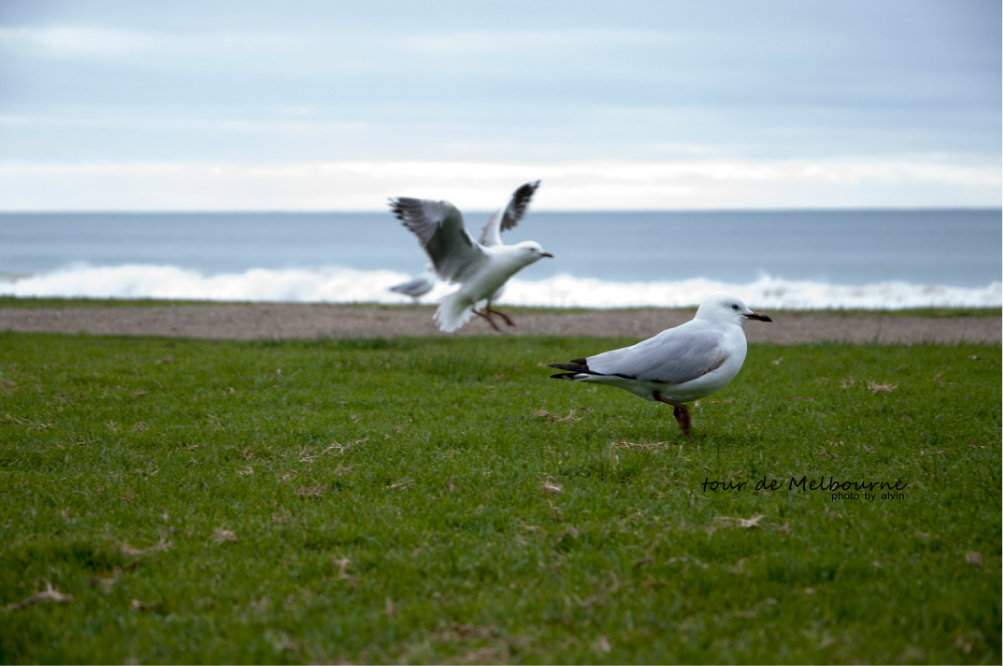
[
  {"xmin": 388, "ymin": 275, "xmax": 434, "ymax": 297},
  {"xmin": 587, "ymin": 324, "xmax": 728, "ymax": 385},
  {"xmin": 390, "ymin": 198, "xmax": 487, "ymax": 284},
  {"xmin": 479, "ymin": 180, "xmax": 540, "ymax": 247}
]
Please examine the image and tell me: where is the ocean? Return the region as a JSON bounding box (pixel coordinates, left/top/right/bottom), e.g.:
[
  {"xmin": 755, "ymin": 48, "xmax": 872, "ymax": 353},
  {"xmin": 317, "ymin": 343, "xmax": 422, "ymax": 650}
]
[{"xmin": 0, "ymin": 209, "xmax": 999, "ymax": 309}]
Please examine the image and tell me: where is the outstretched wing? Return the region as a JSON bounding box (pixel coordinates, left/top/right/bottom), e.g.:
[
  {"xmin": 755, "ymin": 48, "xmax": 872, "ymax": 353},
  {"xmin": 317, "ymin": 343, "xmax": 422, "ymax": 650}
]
[
  {"xmin": 585, "ymin": 325, "xmax": 727, "ymax": 385},
  {"xmin": 390, "ymin": 198, "xmax": 487, "ymax": 284},
  {"xmin": 479, "ymin": 180, "xmax": 541, "ymax": 247}
]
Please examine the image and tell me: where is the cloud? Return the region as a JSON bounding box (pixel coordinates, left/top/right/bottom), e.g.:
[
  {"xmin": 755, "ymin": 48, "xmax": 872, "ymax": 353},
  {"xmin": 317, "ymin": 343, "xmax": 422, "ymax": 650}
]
[
  {"xmin": 0, "ymin": 26, "xmax": 147, "ymax": 59},
  {"xmin": 399, "ymin": 28, "xmax": 677, "ymax": 56},
  {"xmin": 0, "ymin": 3, "xmax": 997, "ymax": 203},
  {"xmin": 0, "ymin": 24, "xmax": 673, "ymax": 76},
  {"xmin": 0, "ymin": 158, "xmax": 997, "ymax": 211}
]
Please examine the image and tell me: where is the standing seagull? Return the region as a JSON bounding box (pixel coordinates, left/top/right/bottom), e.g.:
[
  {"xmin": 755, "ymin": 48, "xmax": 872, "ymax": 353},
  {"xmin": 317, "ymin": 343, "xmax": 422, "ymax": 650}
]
[
  {"xmin": 390, "ymin": 181, "xmax": 552, "ymax": 332},
  {"xmin": 548, "ymin": 294, "xmax": 771, "ymax": 440}
]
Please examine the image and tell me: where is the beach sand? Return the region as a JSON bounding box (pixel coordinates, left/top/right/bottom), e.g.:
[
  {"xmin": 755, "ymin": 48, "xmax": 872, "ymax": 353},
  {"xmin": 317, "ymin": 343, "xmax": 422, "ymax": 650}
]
[{"xmin": 1, "ymin": 304, "xmax": 999, "ymax": 344}]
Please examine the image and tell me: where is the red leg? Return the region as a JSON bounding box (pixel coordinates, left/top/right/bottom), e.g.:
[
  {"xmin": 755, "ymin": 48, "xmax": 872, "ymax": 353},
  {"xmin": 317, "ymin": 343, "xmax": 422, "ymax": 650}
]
[
  {"xmin": 652, "ymin": 392, "xmax": 693, "ymax": 440},
  {"xmin": 473, "ymin": 308, "xmax": 501, "ymax": 332},
  {"xmin": 485, "ymin": 301, "xmax": 515, "ymax": 327}
]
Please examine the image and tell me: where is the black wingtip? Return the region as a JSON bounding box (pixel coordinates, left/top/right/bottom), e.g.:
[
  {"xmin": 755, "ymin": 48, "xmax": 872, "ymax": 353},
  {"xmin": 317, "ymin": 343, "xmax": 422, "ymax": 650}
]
[
  {"xmin": 548, "ymin": 363, "xmax": 583, "ymax": 371},
  {"xmin": 509, "ymin": 186, "xmax": 534, "ymax": 216},
  {"xmin": 547, "ymin": 361, "xmax": 604, "ymax": 378},
  {"xmin": 388, "ymin": 197, "xmax": 404, "ymax": 219},
  {"xmin": 389, "ymin": 197, "xmax": 422, "ymax": 224}
]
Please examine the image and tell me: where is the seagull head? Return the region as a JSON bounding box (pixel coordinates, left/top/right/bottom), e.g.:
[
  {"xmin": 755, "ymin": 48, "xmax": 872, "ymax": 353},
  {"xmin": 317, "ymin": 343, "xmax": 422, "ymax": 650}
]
[
  {"xmin": 696, "ymin": 293, "xmax": 772, "ymax": 326},
  {"xmin": 513, "ymin": 241, "xmax": 554, "ymax": 264}
]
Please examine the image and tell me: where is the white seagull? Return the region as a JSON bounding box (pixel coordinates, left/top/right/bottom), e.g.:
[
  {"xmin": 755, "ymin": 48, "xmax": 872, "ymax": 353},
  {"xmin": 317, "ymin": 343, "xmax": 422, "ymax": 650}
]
[
  {"xmin": 548, "ymin": 293, "xmax": 772, "ymax": 440},
  {"xmin": 390, "ymin": 181, "xmax": 552, "ymax": 332},
  {"xmin": 388, "ymin": 264, "xmax": 438, "ymax": 303}
]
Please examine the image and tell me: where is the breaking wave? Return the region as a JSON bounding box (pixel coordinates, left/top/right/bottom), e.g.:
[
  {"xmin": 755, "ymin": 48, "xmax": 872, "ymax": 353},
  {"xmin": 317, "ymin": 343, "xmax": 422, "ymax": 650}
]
[{"xmin": 1, "ymin": 264, "xmax": 999, "ymax": 310}]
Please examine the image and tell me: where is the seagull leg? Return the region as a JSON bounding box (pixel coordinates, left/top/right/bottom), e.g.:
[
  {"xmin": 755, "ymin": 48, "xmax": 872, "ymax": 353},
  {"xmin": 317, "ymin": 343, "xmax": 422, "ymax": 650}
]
[
  {"xmin": 652, "ymin": 392, "xmax": 693, "ymax": 441},
  {"xmin": 485, "ymin": 301, "xmax": 516, "ymax": 327},
  {"xmin": 472, "ymin": 308, "xmax": 502, "ymax": 332}
]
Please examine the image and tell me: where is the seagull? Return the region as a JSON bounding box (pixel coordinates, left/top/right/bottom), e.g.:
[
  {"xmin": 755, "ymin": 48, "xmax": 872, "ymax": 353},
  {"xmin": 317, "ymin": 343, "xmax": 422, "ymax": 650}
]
[
  {"xmin": 548, "ymin": 293, "xmax": 772, "ymax": 440},
  {"xmin": 388, "ymin": 264, "xmax": 437, "ymax": 303},
  {"xmin": 473, "ymin": 181, "xmax": 541, "ymax": 328},
  {"xmin": 390, "ymin": 181, "xmax": 552, "ymax": 332}
]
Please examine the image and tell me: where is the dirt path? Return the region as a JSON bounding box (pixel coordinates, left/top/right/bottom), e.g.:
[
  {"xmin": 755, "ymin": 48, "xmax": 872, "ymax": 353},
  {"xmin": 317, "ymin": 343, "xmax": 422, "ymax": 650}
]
[{"xmin": 1, "ymin": 304, "xmax": 998, "ymax": 344}]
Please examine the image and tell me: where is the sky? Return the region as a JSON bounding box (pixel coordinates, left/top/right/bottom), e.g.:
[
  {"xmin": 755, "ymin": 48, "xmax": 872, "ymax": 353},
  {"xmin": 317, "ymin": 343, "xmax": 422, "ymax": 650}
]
[{"xmin": 0, "ymin": 0, "xmax": 999, "ymax": 210}]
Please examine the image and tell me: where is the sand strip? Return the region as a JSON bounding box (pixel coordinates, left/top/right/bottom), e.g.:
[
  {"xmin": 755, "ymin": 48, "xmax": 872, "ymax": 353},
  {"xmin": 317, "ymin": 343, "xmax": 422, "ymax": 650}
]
[{"xmin": 1, "ymin": 304, "xmax": 999, "ymax": 344}]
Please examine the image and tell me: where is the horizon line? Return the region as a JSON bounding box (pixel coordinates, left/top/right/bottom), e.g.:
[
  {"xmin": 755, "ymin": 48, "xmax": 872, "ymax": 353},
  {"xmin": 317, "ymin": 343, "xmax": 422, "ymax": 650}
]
[{"xmin": 2, "ymin": 206, "xmax": 1000, "ymax": 215}]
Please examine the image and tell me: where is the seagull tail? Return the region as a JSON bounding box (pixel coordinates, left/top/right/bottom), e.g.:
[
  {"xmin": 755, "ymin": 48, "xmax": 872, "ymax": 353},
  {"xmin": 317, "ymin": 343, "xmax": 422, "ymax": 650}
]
[{"xmin": 435, "ymin": 291, "xmax": 475, "ymax": 332}]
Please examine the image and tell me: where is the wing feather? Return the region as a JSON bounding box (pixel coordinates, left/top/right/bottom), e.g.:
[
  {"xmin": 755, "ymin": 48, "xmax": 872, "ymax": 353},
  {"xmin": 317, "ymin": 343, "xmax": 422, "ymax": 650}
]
[
  {"xmin": 390, "ymin": 198, "xmax": 487, "ymax": 283},
  {"xmin": 479, "ymin": 180, "xmax": 540, "ymax": 247},
  {"xmin": 587, "ymin": 325, "xmax": 727, "ymax": 385}
]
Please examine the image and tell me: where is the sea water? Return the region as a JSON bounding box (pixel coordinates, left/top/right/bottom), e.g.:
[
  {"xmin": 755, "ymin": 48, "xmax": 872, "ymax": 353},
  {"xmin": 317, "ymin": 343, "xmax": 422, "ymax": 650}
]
[{"xmin": 0, "ymin": 209, "xmax": 999, "ymax": 309}]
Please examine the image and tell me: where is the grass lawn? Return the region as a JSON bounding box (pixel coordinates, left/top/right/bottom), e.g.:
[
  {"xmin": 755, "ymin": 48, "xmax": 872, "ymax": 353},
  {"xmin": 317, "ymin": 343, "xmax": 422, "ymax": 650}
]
[{"xmin": 0, "ymin": 331, "xmax": 999, "ymax": 664}]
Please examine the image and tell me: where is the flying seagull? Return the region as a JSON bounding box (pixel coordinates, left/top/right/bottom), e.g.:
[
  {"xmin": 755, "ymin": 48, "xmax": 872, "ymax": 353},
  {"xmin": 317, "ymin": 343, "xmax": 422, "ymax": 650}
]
[
  {"xmin": 388, "ymin": 264, "xmax": 438, "ymax": 303},
  {"xmin": 548, "ymin": 293, "xmax": 771, "ymax": 440},
  {"xmin": 473, "ymin": 181, "xmax": 541, "ymax": 328},
  {"xmin": 389, "ymin": 181, "xmax": 552, "ymax": 332}
]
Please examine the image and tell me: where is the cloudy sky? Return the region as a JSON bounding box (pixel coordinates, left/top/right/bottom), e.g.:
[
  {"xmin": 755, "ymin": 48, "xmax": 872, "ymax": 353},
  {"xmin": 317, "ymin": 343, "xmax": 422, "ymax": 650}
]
[{"xmin": 0, "ymin": 0, "xmax": 999, "ymax": 210}]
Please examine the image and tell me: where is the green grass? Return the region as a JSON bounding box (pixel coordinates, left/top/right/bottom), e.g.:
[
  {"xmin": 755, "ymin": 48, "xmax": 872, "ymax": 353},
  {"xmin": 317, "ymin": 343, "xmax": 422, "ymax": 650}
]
[{"xmin": 0, "ymin": 331, "xmax": 999, "ymax": 664}]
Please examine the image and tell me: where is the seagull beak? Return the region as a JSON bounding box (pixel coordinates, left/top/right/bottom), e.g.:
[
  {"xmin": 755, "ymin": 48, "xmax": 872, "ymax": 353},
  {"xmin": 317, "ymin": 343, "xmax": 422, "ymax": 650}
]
[
  {"xmin": 745, "ymin": 311, "xmax": 772, "ymax": 322},
  {"xmin": 540, "ymin": 252, "xmax": 554, "ymax": 258}
]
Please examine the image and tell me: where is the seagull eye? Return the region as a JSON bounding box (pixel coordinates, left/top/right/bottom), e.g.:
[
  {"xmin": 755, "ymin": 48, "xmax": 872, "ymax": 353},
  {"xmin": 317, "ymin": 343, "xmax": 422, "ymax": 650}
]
[{"xmin": 732, "ymin": 304, "xmax": 739, "ymax": 310}]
